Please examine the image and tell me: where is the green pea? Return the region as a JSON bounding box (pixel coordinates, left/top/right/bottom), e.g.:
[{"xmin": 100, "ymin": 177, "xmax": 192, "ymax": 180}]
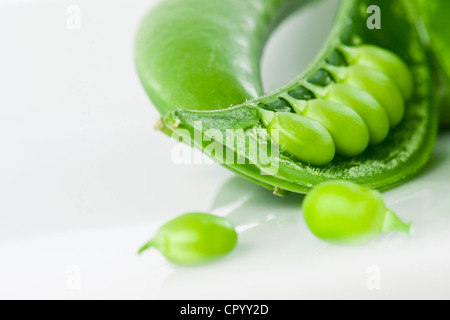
[
  {"xmin": 338, "ymin": 65, "xmax": 405, "ymax": 128},
  {"xmin": 341, "ymin": 45, "xmax": 413, "ymax": 100},
  {"xmin": 138, "ymin": 212, "xmax": 238, "ymax": 265},
  {"xmin": 303, "ymin": 99, "xmax": 370, "ymax": 157},
  {"xmin": 261, "ymin": 110, "xmax": 335, "ymax": 166},
  {"xmin": 303, "ymin": 181, "xmax": 412, "ymax": 245},
  {"xmin": 324, "ymin": 84, "xmax": 390, "ymax": 145}
]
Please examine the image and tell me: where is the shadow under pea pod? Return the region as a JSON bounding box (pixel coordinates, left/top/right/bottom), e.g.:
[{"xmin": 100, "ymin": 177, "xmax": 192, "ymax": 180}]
[
  {"xmin": 211, "ymin": 177, "xmax": 331, "ymax": 258},
  {"xmin": 210, "ymin": 176, "xmax": 305, "ymax": 232},
  {"xmin": 157, "ymin": 176, "xmax": 330, "ymax": 299}
]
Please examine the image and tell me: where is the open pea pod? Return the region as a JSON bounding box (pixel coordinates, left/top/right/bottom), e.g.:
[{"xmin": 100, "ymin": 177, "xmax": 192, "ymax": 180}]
[{"xmin": 136, "ymin": 0, "xmax": 439, "ymax": 195}]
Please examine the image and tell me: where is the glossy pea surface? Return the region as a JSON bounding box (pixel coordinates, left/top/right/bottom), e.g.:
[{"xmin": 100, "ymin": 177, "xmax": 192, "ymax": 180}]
[
  {"xmin": 303, "ymin": 100, "xmax": 370, "ymax": 157},
  {"xmin": 138, "ymin": 0, "xmax": 437, "ymax": 195},
  {"xmin": 325, "ymin": 84, "xmax": 390, "ymax": 145},
  {"xmin": 342, "ymin": 45, "xmax": 413, "ymax": 100},
  {"xmin": 303, "ymin": 181, "xmax": 412, "ymax": 245},
  {"xmin": 342, "ymin": 65, "xmax": 405, "ymax": 128},
  {"xmin": 139, "ymin": 213, "xmax": 238, "ymax": 265},
  {"xmin": 264, "ymin": 111, "xmax": 335, "ymax": 166},
  {"xmin": 135, "ymin": 0, "xmax": 301, "ymax": 114}
]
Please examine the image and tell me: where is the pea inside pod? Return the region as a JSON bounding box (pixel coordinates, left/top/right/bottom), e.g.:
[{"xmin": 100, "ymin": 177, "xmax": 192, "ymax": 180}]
[
  {"xmin": 330, "ymin": 65, "xmax": 405, "ymax": 128},
  {"xmin": 302, "ymin": 99, "xmax": 370, "ymax": 157},
  {"xmin": 260, "ymin": 40, "xmax": 412, "ymax": 165},
  {"xmin": 260, "ymin": 110, "xmax": 335, "ymax": 166},
  {"xmin": 137, "ymin": 0, "xmax": 438, "ymax": 195},
  {"xmin": 138, "ymin": 212, "xmax": 238, "ymax": 265},
  {"xmin": 303, "ymin": 181, "xmax": 412, "ymax": 245},
  {"xmin": 340, "ymin": 44, "xmax": 414, "ymax": 100}
]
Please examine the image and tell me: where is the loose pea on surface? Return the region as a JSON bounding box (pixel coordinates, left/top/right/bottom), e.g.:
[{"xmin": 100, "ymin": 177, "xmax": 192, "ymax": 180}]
[
  {"xmin": 303, "ymin": 181, "xmax": 412, "ymax": 245},
  {"xmin": 261, "ymin": 110, "xmax": 335, "ymax": 166},
  {"xmin": 138, "ymin": 212, "xmax": 238, "ymax": 265},
  {"xmin": 303, "ymin": 99, "xmax": 370, "ymax": 157}
]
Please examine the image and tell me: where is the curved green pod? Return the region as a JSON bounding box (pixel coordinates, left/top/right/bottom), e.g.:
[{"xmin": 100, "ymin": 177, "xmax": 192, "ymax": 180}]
[
  {"xmin": 135, "ymin": 0, "xmax": 309, "ymax": 114},
  {"xmin": 410, "ymin": 0, "xmax": 450, "ymax": 128},
  {"xmin": 136, "ymin": 0, "xmax": 439, "ymax": 195}
]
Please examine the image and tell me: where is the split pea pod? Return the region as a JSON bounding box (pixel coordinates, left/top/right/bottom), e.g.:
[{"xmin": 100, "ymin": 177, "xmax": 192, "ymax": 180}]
[
  {"xmin": 411, "ymin": 0, "xmax": 450, "ymax": 128},
  {"xmin": 136, "ymin": 0, "xmax": 439, "ymax": 194}
]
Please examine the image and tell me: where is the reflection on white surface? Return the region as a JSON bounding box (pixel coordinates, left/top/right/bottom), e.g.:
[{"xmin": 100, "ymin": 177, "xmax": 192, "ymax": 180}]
[
  {"xmin": 0, "ymin": 0, "xmax": 450, "ymax": 299},
  {"xmin": 1, "ymin": 138, "xmax": 450, "ymax": 299}
]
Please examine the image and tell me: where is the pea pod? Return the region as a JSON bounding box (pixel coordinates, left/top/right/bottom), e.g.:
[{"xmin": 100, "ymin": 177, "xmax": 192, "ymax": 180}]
[{"xmin": 136, "ymin": 0, "xmax": 439, "ymax": 195}]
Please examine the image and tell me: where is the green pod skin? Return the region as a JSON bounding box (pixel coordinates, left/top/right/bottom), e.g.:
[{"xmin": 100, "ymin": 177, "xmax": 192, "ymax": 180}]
[
  {"xmin": 261, "ymin": 110, "xmax": 335, "ymax": 166},
  {"xmin": 303, "ymin": 181, "xmax": 412, "ymax": 245},
  {"xmin": 340, "ymin": 45, "xmax": 414, "ymax": 100},
  {"xmin": 410, "ymin": 0, "xmax": 450, "ymax": 128},
  {"xmin": 137, "ymin": 0, "xmax": 438, "ymax": 195},
  {"xmin": 135, "ymin": 0, "xmax": 308, "ymax": 114},
  {"xmin": 332, "ymin": 65, "xmax": 405, "ymax": 128},
  {"xmin": 302, "ymin": 100, "xmax": 370, "ymax": 157},
  {"xmin": 138, "ymin": 213, "xmax": 238, "ymax": 265},
  {"xmin": 322, "ymin": 84, "xmax": 390, "ymax": 145}
]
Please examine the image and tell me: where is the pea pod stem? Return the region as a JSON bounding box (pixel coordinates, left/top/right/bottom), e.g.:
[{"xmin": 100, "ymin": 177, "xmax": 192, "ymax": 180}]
[
  {"xmin": 382, "ymin": 210, "xmax": 413, "ymax": 237},
  {"xmin": 281, "ymin": 94, "xmax": 307, "ymax": 113},
  {"xmin": 138, "ymin": 237, "xmax": 166, "ymax": 255},
  {"xmin": 137, "ymin": 0, "xmax": 438, "ymax": 194},
  {"xmin": 325, "ymin": 65, "xmax": 347, "ymax": 82},
  {"xmin": 301, "ymin": 82, "xmax": 328, "ymax": 99},
  {"xmin": 138, "ymin": 239, "xmax": 155, "ymax": 255},
  {"xmin": 337, "ymin": 43, "xmax": 359, "ymax": 64},
  {"xmin": 260, "ymin": 109, "xmax": 275, "ymax": 127}
]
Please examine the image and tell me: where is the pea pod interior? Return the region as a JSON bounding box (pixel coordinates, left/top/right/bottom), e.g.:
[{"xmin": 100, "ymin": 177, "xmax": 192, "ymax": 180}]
[
  {"xmin": 410, "ymin": 0, "xmax": 450, "ymax": 128},
  {"xmin": 136, "ymin": 0, "xmax": 438, "ymax": 195}
]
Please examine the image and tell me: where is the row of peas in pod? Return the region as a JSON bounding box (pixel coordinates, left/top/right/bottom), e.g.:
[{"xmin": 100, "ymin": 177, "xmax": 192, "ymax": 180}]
[{"xmin": 259, "ymin": 44, "xmax": 413, "ymax": 166}]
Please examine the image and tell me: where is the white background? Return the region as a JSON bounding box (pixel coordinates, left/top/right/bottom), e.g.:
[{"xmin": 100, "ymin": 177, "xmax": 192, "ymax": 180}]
[{"xmin": 1, "ymin": 0, "xmax": 450, "ymax": 299}]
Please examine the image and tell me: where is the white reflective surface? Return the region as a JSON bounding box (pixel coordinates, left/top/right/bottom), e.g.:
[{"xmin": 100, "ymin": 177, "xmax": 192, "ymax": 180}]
[{"xmin": 1, "ymin": 0, "xmax": 450, "ymax": 299}]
